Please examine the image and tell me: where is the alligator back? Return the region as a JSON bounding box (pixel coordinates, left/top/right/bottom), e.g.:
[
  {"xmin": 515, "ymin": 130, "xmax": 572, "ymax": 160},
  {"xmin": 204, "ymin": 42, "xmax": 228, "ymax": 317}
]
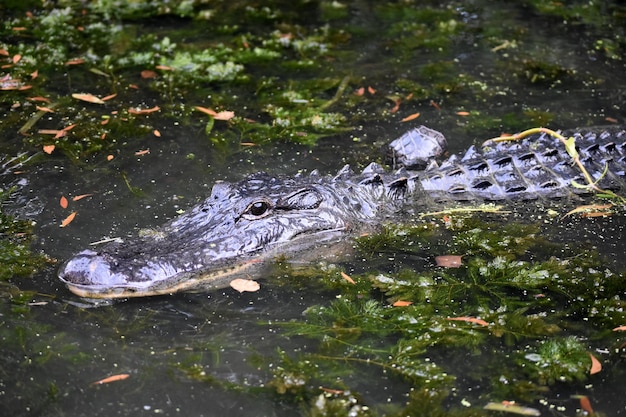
[{"xmin": 411, "ymin": 128, "xmax": 626, "ymax": 200}]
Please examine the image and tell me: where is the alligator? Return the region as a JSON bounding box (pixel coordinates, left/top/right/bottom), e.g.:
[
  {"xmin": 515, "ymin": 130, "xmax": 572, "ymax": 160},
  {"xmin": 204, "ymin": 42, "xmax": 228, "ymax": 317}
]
[{"xmin": 58, "ymin": 126, "xmax": 626, "ymax": 298}]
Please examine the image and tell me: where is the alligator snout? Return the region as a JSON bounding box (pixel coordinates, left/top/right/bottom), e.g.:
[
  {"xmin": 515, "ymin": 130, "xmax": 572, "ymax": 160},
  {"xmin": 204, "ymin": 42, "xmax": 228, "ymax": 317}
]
[{"xmin": 59, "ymin": 248, "xmax": 185, "ymax": 298}]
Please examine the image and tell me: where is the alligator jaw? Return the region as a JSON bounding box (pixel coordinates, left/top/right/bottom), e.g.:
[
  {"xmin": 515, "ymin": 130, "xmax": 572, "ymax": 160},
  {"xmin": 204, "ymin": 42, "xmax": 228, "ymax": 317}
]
[
  {"xmin": 59, "ymin": 252, "xmax": 263, "ymax": 298},
  {"xmin": 58, "ymin": 227, "xmax": 349, "ymax": 299}
]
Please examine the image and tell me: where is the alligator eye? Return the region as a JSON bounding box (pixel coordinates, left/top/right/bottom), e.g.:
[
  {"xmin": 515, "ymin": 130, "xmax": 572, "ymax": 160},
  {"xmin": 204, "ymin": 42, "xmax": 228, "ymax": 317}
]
[{"xmin": 241, "ymin": 200, "xmax": 272, "ymax": 220}]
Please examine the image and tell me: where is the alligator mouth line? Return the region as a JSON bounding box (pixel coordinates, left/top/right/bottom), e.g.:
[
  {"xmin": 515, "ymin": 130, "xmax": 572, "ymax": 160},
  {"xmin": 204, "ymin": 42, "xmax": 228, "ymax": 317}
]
[
  {"xmin": 61, "ymin": 227, "xmax": 349, "ymax": 299},
  {"xmin": 63, "ymin": 258, "xmax": 264, "ymax": 299}
]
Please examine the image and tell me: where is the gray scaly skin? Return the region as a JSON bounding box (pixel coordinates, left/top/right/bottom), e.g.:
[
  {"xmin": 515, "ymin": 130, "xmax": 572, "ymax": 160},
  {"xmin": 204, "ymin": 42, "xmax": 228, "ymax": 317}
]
[{"xmin": 59, "ymin": 126, "xmax": 626, "ymax": 298}]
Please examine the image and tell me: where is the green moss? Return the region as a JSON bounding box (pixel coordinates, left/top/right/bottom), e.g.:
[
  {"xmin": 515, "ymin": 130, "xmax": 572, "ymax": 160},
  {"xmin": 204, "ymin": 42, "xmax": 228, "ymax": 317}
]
[{"xmin": 0, "ymin": 190, "xmax": 46, "ymax": 282}]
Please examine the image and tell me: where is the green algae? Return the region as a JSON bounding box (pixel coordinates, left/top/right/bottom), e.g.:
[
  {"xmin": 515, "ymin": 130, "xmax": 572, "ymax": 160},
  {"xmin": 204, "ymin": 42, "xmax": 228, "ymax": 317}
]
[{"xmin": 250, "ymin": 215, "xmax": 626, "ymax": 415}]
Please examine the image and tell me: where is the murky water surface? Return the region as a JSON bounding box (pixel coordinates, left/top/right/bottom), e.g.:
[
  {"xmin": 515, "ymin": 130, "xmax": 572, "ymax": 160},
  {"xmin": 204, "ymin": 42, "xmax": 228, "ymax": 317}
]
[{"xmin": 2, "ymin": 1, "xmax": 626, "ymax": 416}]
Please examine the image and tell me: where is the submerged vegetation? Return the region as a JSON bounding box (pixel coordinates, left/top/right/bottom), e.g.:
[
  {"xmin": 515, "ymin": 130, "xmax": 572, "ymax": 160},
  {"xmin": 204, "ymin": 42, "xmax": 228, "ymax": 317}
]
[{"xmin": 178, "ymin": 215, "xmax": 626, "ymax": 416}]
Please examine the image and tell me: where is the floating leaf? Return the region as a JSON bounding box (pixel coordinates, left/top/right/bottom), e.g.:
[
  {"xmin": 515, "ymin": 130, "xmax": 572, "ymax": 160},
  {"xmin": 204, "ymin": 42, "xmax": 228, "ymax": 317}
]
[
  {"xmin": 435, "ymin": 255, "xmax": 463, "ymax": 268},
  {"xmin": 27, "ymin": 96, "xmax": 51, "ymax": 103},
  {"xmin": 340, "ymin": 271, "xmax": 355, "ymax": 285},
  {"xmin": 72, "ymin": 194, "xmax": 93, "ymax": 201},
  {"xmin": 59, "ymin": 196, "xmax": 68, "ymax": 209},
  {"xmin": 128, "ymin": 106, "xmax": 160, "ymax": 115},
  {"xmin": 72, "ymin": 93, "xmax": 105, "ymax": 104},
  {"xmin": 65, "ymin": 58, "xmax": 85, "ymax": 65},
  {"xmin": 483, "ymin": 402, "xmax": 540, "ymax": 416},
  {"xmin": 446, "ymin": 316, "xmax": 489, "ymax": 327},
  {"xmin": 141, "ymin": 70, "xmax": 158, "ymax": 79},
  {"xmin": 194, "ymin": 106, "xmax": 235, "ymax": 120},
  {"xmin": 401, "ymin": 112, "xmax": 420, "ymax": 122},
  {"xmin": 60, "ymin": 211, "xmax": 77, "ymax": 227},
  {"xmin": 230, "ymin": 278, "xmax": 260, "ymax": 293},
  {"xmin": 562, "ymin": 204, "xmax": 612, "ymax": 219},
  {"xmin": 588, "ymin": 352, "xmax": 602, "ymax": 374},
  {"xmin": 90, "ymin": 373, "xmax": 130, "ymax": 386}
]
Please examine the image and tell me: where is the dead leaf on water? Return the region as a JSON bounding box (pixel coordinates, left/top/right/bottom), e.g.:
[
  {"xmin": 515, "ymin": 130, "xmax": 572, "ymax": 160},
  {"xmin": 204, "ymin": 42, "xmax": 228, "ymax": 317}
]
[
  {"xmin": 483, "ymin": 402, "xmax": 540, "ymax": 416},
  {"xmin": 90, "ymin": 373, "xmax": 130, "ymax": 386},
  {"xmin": 562, "ymin": 204, "xmax": 612, "ymax": 219},
  {"xmin": 72, "ymin": 93, "xmax": 105, "ymax": 104},
  {"xmin": 340, "ymin": 271, "xmax": 355, "ymax": 285},
  {"xmin": 446, "ymin": 316, "xmax": 489, "ymax": 327},
  {"xmin": 72, "ymin": 194, "xmax": 93, "ymax": 201},
  {"xmin": 229, "ymin": 278, "xmax": 260, "ymax": 293},
  {"xmin": 60, "ymin": 211, "xmax": 77, "ymax": 227},
  {"xmin": 128, "ymin": 106, "xmax": 160, "ymax": 115},
  {"xmin": 589, "ymin": 352, "xmax": 602, "ymax": 374},
  {"xmin": 400, "ymin": 112, "xmax": 420, "ymax": 122},
  {"xmin": 435, "ymin": 255, "xmax": 463, "ymax": 268},
  {"xmin": 141, "ymin": 70, "xmax": 158, "ymax": 79},
  {"xmin": 194, "ymin": 106, "xmax": 235, "ymax": 120}
]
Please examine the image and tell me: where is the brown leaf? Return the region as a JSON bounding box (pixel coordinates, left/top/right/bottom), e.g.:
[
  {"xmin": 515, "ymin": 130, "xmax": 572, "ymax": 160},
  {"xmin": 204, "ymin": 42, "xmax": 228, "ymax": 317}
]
[
  {"xmin": 141, "ymin": 70, "xmax": 158, "ymax": 79},
  {"xmin": 60, "ymin": 196, "xmax": 68, "ymax": 209},
  {"xmin": 27, "ymin": 96, "xmax": 51, "ymax": 103},
  {"xmin": 435, "ymin": 255, "xmax": 463, "ymax": 268},
  {"xmin": 579, "ymin": 396, "xmax": 594, "ymax": 414},
  {"xmin": 563, "ymin": 204, "xmax": 612, "ymax": 219},
  {"xmin": 72, "ymin": 194, "xmax": 93, "ymax": 201},
  {"xmin": 589, "ymin": 352, "xmax": 602, "ymax": 375},
  {"xmin": 60, "ymin": 211, "xmax": 77, "ymax": 227},
  {"xmin": 400, "ymin": 112, "xmax": 420, "ymax": 122},
  {"xmin": 229, "ymin": 278, "xmax": 260, "ymax": 293},
  {"xmin": 446, "ymin": 316, "xmax": 489, "ymax": 327},
  {"xmin": 65, "ymin": 58, "xmax": 85, "ymax": 65},
  {"xmin": 128, "ymin": 106, "xmax": 160, "ymax": 115},
  {"xmin": 90, "ymin": 373, "xmax": 130, "ymax": 386},
  {"xmin": 340, "ymin": 271, "xmax": 355, "ymax": 285},
  {"xmin": 72, "ymin": 93, "xmax": 105, "ymax": 104},
  {"xmin": 194, "ymin": 106, "xmax": 235, "ymax": 120}
]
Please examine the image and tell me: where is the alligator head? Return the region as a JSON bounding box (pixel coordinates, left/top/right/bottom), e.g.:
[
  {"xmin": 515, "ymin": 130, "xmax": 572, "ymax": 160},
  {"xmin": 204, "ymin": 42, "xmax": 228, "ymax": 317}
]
[{"xmin": 58, "ymin": 169, "xmax": 389, "ymax": 298}]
